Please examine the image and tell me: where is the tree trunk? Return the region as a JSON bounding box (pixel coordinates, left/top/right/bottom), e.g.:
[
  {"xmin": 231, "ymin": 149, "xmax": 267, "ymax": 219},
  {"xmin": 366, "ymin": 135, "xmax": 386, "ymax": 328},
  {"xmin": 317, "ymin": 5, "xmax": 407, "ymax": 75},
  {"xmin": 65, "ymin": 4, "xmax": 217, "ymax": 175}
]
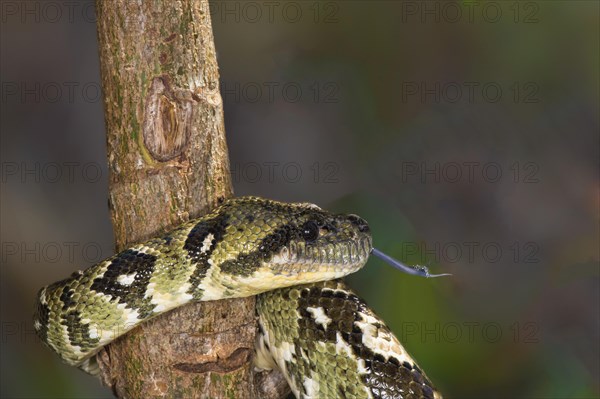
[{"xmin": 94, "ymin": 1, "xmax": 289, "ymax": 397}]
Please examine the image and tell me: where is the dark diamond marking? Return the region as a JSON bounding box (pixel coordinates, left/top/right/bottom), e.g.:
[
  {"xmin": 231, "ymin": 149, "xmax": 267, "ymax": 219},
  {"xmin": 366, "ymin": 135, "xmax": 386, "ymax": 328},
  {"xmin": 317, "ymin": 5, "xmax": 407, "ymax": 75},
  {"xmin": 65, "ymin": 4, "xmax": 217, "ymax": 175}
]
[
  {"xmin": 184, "ymin": 214, "xmax": 230, "ymax": 298},
  {"xmin": 63, "ymin": 310, "xmax": 100, "ymax": 351},
  {"xmin": 60, "ymin": 286, "xmax": 75, "ymax": 310},
  {"xmin": 33, "ymin": 292, "xmax": 50, "ymax": 343},
  {"xmin": 90, "ymin": 249, "xmax": 157, "ymax": 318},
  {"xmin": 220, "ymin": 224, "xmax": 299, "ymax": 276}
]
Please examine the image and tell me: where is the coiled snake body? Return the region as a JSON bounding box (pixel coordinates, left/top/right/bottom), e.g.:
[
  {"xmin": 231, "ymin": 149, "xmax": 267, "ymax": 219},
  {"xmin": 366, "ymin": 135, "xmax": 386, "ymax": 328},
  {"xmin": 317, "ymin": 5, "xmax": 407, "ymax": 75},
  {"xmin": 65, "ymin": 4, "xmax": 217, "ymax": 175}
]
[{"xmin": 34, "ymin": 196, "xmax": 441, "ymax": 399}]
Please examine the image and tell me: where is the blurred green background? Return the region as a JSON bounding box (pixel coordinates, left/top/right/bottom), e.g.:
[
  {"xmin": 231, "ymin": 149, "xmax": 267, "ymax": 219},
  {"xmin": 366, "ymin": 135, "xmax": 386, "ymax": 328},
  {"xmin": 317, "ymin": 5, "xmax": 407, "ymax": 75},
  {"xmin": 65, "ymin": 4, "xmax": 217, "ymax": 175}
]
[{"xmin": 1, "ymin": 1, "xmax": 598, "ymax": 398}]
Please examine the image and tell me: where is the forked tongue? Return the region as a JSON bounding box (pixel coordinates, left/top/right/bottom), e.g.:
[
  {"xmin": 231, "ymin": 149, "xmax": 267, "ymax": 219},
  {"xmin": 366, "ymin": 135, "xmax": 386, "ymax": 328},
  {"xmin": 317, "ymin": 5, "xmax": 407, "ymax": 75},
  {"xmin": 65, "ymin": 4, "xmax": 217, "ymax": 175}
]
[{"xmin": 371, "ymin": 248, "xmax": 452, "ymax": 278}]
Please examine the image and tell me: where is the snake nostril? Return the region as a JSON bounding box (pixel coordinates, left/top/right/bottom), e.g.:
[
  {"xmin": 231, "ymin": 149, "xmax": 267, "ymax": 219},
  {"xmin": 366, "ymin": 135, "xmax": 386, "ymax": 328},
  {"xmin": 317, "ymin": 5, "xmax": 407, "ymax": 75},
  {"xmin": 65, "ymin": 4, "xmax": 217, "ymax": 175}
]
[{"xmin": 348, "ymin": 214, "xmax": 370, "ymax": 233}]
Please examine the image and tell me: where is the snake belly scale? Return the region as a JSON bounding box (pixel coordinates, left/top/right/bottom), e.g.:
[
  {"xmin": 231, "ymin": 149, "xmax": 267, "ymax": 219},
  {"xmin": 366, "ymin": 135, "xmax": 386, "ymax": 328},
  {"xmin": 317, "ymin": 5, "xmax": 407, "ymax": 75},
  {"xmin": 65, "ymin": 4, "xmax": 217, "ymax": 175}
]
[{"xmin": 34, "ymin": 196, "xmax": 441, "ymax": 399}]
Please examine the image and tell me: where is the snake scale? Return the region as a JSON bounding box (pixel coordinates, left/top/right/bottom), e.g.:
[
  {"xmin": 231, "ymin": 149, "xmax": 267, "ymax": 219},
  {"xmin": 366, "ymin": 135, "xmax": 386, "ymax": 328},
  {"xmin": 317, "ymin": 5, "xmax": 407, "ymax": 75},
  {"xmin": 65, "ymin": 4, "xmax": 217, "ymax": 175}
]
[{"xmin": 34, "ymin": 196, "xmax": 442, "ymax": 399}]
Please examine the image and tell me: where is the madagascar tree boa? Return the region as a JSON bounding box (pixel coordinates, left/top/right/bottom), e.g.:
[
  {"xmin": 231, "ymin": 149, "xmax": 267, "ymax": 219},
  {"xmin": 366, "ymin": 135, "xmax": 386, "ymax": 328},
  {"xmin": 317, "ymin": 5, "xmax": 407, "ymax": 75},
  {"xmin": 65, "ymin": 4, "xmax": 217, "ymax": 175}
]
[{"xmin": 35, "ymin": 196, "xmax": 442, "ymax": 398}]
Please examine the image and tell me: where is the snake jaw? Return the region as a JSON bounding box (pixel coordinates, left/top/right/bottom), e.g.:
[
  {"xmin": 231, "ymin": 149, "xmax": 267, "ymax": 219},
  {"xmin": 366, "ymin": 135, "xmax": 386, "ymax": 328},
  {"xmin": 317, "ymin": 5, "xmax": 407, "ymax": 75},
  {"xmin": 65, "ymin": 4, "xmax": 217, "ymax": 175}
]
[{"xmin": 270, "ymin": 236, "xmax": 372, "ymax": 273}]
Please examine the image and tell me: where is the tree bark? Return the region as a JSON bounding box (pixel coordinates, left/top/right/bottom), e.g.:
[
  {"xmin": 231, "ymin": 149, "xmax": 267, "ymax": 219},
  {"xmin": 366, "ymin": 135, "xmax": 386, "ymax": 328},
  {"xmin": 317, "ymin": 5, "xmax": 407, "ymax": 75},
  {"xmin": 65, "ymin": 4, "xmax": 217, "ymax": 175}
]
[{"xmin": 95, "ymin": 1, "xmax": 289, "ymax": 398}]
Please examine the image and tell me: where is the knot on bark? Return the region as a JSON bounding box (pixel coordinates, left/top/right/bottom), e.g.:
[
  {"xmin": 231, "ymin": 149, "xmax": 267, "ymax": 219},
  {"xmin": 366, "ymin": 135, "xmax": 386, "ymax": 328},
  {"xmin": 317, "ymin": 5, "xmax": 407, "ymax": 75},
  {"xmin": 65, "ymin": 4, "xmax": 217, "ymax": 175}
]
[
  {"xmin": 172, "ymin": 347, "xmax": 252, "ymax": 374},
  {"xmin": 143, "ymin": 75, "xmax": 194, "ymax": 161}
]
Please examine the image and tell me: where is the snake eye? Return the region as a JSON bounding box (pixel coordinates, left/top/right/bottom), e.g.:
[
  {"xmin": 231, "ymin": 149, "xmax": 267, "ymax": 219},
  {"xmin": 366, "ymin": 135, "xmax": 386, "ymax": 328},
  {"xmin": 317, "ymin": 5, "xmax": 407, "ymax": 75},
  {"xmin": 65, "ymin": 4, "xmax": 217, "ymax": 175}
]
[{"xmin": 301, "ymin": 221, "xmax": 319, "ymax": 242}]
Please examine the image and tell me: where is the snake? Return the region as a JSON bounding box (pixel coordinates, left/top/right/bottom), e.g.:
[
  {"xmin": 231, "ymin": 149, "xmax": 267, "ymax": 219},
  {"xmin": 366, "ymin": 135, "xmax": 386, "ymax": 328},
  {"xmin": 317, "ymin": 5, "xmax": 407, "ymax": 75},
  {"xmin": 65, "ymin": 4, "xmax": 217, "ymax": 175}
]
[{"xmin": 34, "ymin": 196, "xmax": 442, "ymax": 399}]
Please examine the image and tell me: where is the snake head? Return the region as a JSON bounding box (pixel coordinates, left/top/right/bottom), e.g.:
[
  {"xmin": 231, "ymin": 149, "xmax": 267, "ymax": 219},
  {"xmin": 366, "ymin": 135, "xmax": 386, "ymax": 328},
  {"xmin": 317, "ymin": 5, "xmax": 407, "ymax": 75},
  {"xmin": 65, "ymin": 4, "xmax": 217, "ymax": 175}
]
[
  {"xmin": 210, "ymin": 197, "xmax": 373, "ymax": 296},
  {"xmin": 272, "ymin": 207, "xmax": 373, "ymax": 273}
]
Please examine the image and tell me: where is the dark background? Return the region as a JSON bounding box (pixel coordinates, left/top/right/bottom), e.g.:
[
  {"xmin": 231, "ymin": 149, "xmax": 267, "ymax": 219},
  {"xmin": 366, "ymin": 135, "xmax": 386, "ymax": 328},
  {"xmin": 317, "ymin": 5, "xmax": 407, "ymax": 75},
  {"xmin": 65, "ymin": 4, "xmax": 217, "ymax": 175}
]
[{"xmin": 1, "ymin": 1, "xmax": 598, "ymax": 398}]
